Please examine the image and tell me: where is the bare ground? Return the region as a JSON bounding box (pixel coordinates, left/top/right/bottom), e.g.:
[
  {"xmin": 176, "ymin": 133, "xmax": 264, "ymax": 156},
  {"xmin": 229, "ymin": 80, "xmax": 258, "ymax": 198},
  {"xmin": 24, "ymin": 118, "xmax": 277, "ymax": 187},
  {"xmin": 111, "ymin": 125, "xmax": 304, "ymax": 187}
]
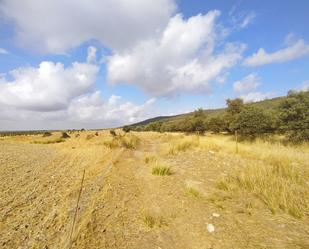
[{"xmin": 0, "ymin": 132, "xmax": 308, "ymax": 249}]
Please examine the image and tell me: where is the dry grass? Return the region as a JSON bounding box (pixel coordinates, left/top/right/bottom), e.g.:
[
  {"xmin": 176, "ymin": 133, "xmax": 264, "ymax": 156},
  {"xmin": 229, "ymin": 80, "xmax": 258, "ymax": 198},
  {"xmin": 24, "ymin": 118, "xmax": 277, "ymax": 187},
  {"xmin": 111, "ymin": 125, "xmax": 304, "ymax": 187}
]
[
  {"xmin": 104, "ymin": 133, "xmax": 140, "ymax": 149},
  {"xmin": 152, "ymin": 163, "xmax": 171, "ymax": 176},
  {"xmin": 141, "ymin": 213, "xmax": 155, "ymax": 228},
  {"xmin": 186, "ymin": 187, "xmax": 200, "ymax": 198},
  {"xmin": 205, "ymin": 135, "xmax": 309, "ymax": 219},
  {"xmin": 164, "ymin": 135, "xmax": 200, "ymax": 155}
]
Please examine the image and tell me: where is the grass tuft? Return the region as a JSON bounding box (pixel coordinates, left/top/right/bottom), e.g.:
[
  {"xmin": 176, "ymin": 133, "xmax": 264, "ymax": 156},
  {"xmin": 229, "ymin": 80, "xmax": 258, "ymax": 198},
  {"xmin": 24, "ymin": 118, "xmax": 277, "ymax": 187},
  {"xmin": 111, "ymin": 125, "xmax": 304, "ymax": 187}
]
[
  {"xmin": 186, "ymin": 187, "xmax": 200, "ymax": 198},
  {"xmin": 152, "ymin": 165, "xmax": 171, "ymax": 176},
  {"xmin": 142, "ymin": 214, "xmax": 155, "ymax": 228}
]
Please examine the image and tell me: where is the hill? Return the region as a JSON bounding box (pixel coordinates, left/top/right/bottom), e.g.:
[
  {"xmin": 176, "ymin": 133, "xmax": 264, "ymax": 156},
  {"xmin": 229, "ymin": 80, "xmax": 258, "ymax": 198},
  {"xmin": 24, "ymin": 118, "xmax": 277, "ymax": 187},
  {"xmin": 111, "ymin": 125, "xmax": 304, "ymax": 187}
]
[{"xmin": 129, "ymin": 95, "xmax": 286, "ymax": 129}]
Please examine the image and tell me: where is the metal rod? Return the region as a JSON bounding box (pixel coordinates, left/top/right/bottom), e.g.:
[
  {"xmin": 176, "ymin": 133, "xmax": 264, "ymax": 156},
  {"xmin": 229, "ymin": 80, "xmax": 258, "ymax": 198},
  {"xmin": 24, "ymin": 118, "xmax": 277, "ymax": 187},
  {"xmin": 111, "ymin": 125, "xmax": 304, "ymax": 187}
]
[{"xmin": 69, "ymin": 169, "xmax": 86, "ymax": 247}]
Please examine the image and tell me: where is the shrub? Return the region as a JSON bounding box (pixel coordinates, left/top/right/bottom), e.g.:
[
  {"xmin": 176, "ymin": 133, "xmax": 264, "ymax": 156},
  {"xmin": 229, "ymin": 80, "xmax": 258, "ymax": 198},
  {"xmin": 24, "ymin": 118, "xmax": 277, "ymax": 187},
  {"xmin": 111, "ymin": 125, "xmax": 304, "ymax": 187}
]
[
  {"xmin": 122, "ymin": 126, "xmax": 131, "ymax": 133},
  {"xmin": 86, "ymin": 134, "xmax": 95, "ymax": 140},
  {"xmin": 279, "ymin": 90, "xmax": 309, "ymax": 142},
  {"xmin": 110, "ymin": 129, "xmax": 117, "ymax": 137},
  {"xmin": 95, "ymin": 132, "xmax": 99, "ymax": 136},
  {"xmin": 231, "ymin": 106, "xmax": 275, "ymax": 139},
  {"xmin": 61, "ymin": 132, "xmax": 70, "ymax": 139},
  {"xmin": 42, "ymin": 131, "xmax": 52, "ymax": 137}
]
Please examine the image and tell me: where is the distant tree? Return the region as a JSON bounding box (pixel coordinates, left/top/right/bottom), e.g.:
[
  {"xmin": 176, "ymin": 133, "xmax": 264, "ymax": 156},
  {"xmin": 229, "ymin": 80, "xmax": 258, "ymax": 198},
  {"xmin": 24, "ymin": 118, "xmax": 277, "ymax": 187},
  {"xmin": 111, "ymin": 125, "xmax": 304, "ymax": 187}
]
[
  {"xmin": 279, "ymin": 91, "xmax": 309, "ymax": 142},
  {"xmin": 193, "ymin": 108, "xmax": 205, "ymax": 118},
  {"xmin": 122, "ymin": 126, "xmax": 131, "ymax": 133},
  {"xmin": 231, "ymin": 106, "xmax": 275, "ymax": 139}
]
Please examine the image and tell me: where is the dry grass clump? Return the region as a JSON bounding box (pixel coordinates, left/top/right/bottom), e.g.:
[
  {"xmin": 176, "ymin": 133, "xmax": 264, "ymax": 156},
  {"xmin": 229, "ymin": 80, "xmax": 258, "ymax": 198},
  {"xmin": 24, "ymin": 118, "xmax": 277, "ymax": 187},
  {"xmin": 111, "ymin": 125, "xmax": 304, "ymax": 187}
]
[
  {"xmin": 142, "ymin": 213, "xmax": 155, "ymax": 228},
  {"xmin": 33, "ymin": 137, "xmax": 65, "ymax": 144},
  {"xmin": 217, "ymin": 161, "xmax": 309, "ymax": 219},
  {"xmin": 165, "ymin": 136, "xmax": 200, "ymax": 155},
  {"xmin": 86, "ymin": 134, "xmax": 95, "ymax": 140},
  {"xmin": 186, "ymin": 187, "xmax": 200, "ymax": 198},
  {"xmin": 144, "ymin": 155, "xmax": 157, "ymax": 164},
  {"xmin": 104, "ymin": 133, "xmax": 140, "ymax": 149},
  {"xmin": 152, "ymin": 163, "xmax": 171, "ymax": 176}
]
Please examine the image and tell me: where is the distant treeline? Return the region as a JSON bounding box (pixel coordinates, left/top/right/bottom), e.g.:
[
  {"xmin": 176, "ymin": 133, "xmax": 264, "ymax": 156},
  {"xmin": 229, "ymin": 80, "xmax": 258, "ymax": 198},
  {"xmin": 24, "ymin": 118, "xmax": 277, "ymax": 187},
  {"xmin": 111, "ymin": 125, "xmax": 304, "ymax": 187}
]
[{"xmin": 126, "ymin": 90, "xmax": 309, "ymax": 142}]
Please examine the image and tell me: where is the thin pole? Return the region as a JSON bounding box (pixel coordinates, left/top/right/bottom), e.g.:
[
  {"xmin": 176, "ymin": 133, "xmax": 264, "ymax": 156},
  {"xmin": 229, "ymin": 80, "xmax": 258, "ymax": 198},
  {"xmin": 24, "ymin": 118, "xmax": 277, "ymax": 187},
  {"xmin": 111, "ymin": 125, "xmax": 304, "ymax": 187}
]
[
  {"xmin": 235, "ymin": 130, "xmax": 238, "ymax": 154},
  {"xmin": 69, "ymin": 169, "xmax": 86, "ymax": 247}
]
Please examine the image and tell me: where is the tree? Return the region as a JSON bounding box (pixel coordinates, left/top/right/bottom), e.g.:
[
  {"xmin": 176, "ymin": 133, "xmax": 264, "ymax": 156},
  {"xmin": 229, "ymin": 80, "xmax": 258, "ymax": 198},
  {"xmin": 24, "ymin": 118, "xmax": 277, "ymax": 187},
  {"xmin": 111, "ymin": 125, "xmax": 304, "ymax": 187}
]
[
  {"xmin": 279, "ymin": 91, "xmax": 309, "ymax": 142},
  {"xmin": 122, "ymin": 126, "xmax": 131, "ymax": 133},
  {"xmin": 226, "ymin": 98, "xmax": 244, "ymax": 132},
  {"xmin": 226, "ymin": 98, "xmax": 244, "ymax": 116},
  {"xmin": 232, "ymin": 106, "xmax": 274, "ymax": 139},
  {"xmin": 207, "ymin": 116, "xmax": 228, "ymax": 133}
]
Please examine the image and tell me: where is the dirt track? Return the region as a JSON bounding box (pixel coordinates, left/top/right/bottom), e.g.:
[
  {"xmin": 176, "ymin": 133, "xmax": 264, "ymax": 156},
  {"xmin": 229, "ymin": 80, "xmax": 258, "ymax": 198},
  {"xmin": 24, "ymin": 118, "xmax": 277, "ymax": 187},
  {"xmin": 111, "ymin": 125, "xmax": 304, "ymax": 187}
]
[{"xmin": 0, "ymin": 132, "xmax": 308, "ymax": 249}]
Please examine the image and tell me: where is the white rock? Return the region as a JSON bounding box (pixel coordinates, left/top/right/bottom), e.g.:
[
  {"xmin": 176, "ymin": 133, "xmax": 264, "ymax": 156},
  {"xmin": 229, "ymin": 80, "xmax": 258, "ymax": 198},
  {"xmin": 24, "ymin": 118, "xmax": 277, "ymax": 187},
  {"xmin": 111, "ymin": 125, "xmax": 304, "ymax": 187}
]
[
  {"xmin": 212, "ymin": 213, "xmax": 220, "ymax": 217},
  {"xmin": 207, "ymin": 223, "xmax": 215, "ymax": 233}
]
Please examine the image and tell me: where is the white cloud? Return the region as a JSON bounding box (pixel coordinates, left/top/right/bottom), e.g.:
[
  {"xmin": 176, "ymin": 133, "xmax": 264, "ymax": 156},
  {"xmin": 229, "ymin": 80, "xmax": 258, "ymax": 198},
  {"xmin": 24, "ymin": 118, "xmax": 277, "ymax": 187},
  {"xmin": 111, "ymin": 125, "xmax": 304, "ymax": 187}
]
[
  {"xmin": 107, "ymin": 12, "xmax": 245, "ymax": 96},
  {"xmin": 0, "ymin": 0, "xmax": 176, "ymax": 54},
  {"xmin": 233, "ymin": 73, "xmax": 260, "ymax": 93},
  {"xmin": 244, "ymin": 38, "xmax": 309, "ymax": 67},
  {"xmin": 0, "ymin": 61, "xmax": 99, "ymax": 111},
  {"xmin": 68, "ymin": 91, "xmax": 156, "ymax": 125},
  {"xmin": 241, "ymin": 92, "xmax": 275, "ymax": 103},
  {"xmin": 0, "ymin": 48, "xmax": 8, "ymax": 54},
  {"xmin": 0, "ymin": 46, "xmax": 156, "ymax": 129}
]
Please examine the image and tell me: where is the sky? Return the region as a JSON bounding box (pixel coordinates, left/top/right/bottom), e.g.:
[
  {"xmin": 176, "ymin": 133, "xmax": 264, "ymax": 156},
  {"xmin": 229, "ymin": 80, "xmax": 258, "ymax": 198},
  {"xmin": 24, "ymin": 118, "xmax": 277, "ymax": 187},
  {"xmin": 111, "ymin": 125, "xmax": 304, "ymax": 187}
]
[{"xmin": 0, "ymin": 0, "xmax": 308, "ymax": 130}]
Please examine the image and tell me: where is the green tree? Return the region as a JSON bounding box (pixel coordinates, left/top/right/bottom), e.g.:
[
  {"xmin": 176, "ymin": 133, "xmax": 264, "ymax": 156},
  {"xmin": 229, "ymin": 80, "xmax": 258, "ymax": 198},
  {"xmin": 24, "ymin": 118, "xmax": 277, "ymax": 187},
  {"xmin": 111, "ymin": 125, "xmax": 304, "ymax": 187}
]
[
  {"xmin": 207, "ymin": 116, "xmax": 228, "ymax": 133},
  {"xmin": 232, "ymin": 106, "xmax": 275, "ymax": 139},
  {"xmin": 226, "ymin": 98, "xmax": 244, "ymax": 132},
  {"xmin": 279, "ymin": 91, "xmax": 309, "ymax": 142}
]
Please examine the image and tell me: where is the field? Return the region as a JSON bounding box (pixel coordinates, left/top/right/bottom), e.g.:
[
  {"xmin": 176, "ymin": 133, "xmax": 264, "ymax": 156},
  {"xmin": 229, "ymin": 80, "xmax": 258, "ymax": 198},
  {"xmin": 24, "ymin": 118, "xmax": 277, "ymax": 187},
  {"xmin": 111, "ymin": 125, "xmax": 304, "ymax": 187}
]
[{"xmin": 0, "ymin": 131, "xmax": 308, "ymax": 249}]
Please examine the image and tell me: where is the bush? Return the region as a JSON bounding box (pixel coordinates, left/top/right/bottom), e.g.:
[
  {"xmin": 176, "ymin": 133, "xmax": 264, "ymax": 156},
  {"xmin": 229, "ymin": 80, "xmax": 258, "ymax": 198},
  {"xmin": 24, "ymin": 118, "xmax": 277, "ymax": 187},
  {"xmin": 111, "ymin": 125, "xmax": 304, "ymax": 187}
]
[
  {"xmin": 61, "ymin": 132, "xmax": 70, "ymax": 139},
  {"xmin": 122, "ymin": 126, "xmax": 131, "ymax": 133},
  {"xmin": 231, "ymin": 106, "xmax": 275, "ymax": 139},
  {"xmin": 279, "ymin": 91, "xmax": 309, "ymax": 142},
  {"xmin": 42, "ymin": 131, "xmax": 52, "ymax": 137},
  {"xmin": 110, "ymin": 130, "xmax": 117, "ymax": 137},
  {"xmin": 207, "ymin": 116, "xmax": 229, "ymax": 133}
]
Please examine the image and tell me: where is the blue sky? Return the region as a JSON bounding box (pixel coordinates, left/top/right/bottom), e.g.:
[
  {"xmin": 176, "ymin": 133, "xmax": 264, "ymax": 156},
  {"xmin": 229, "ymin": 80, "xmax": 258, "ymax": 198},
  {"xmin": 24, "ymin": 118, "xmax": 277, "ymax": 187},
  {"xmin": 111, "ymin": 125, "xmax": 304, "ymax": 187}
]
[{"xmin": 0, "ymin": 0, "xmax": 308, "ymax": 130}]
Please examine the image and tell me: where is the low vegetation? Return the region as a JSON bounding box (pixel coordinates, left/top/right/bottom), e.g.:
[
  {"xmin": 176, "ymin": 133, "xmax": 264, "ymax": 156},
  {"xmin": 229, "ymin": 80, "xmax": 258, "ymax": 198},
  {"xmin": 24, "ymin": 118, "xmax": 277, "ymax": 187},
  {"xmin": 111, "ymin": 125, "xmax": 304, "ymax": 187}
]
[{"xmin": 152, "ymin": 164, "xmax": 171, "ymax": 176}]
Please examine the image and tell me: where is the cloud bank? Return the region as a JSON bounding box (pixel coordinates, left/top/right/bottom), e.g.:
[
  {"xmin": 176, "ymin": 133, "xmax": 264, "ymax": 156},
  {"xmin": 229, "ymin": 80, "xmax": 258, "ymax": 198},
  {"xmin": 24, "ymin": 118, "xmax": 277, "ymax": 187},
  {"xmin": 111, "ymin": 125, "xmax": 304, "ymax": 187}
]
[{"xmin": 0, "ymin": 0, "xmax": 176, "ymax": 54}]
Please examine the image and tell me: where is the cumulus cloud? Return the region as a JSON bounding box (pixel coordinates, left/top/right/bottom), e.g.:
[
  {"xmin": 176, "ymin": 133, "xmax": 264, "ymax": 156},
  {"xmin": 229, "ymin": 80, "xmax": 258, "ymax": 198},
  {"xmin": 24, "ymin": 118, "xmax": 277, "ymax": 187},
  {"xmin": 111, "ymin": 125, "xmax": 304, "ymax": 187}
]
[
  {"xmin": 107, "ymin": 12, "xmax": 245, "ymax": 96},
  {"xmin": 0, "ymin": 46, "xmax": 156, "ymax": 129},
  {"xmin": 0, "ymin": 0, "xmax": 176, "ymax": 53},
  {"xmin": 241, "ymin": 91, "xmax": 275, "ymax": 103},
  {"xmin": 68, "ymin": 91, "xmax": 156, "ymax": 125},
  {"xmin": 0, "ymin": 61, "xmax": 99, "ymax": 111},
  {"xmin": 244, "ymin": 38, "xmax": 309, "ymax": 67},
  {"xmin": 0, "ymin": 48, "xmax": 8, "ymax": 54},
  {"xmin": 233, "ymin": 73, "xmax": 260, "ymax": 93}
]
